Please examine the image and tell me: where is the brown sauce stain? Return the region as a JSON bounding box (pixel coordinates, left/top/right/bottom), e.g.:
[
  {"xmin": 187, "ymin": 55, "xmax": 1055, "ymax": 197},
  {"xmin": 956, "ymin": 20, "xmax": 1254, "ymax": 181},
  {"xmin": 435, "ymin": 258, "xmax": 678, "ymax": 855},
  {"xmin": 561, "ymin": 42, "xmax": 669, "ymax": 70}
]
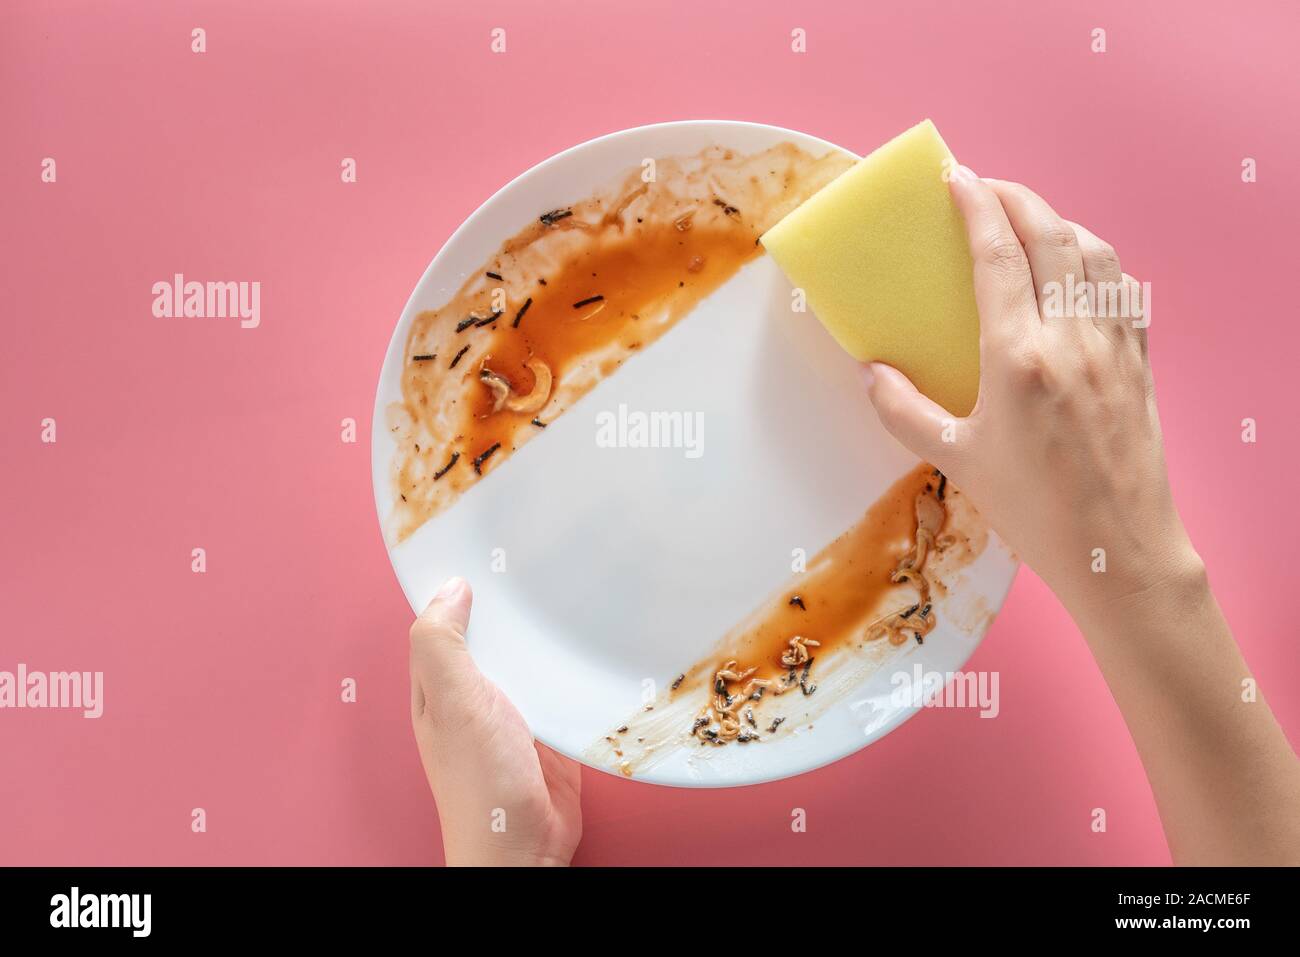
[
  {"xmin": 588, "ymin": 463, "xmax": 991, "ymax": 773},
  {"xmin": 384, "ymin": 143, "xmax": 854, "ymax": 543},
  {"xmin": 452, "ymin": 224, "xmax": 760, "ymax": 476},
  {"xmin": 674, "ymin": 463, "xmax": 939, "ymax": 694}
]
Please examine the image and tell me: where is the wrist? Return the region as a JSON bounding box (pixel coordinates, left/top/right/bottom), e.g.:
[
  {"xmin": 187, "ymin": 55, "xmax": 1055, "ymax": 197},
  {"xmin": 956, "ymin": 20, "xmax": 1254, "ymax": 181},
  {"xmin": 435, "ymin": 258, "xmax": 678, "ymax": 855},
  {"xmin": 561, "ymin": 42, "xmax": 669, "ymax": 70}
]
[
  {"xmin": 1061, "ymin": 535, "xmax": 1208, "ymax": 631},
  {"xmin": 444, "ymin": 846, "xmax": 571, "ymax": 867},
  {"xmin": 442, "ymin": 830, "xmax": 573, "ymax": 867}
]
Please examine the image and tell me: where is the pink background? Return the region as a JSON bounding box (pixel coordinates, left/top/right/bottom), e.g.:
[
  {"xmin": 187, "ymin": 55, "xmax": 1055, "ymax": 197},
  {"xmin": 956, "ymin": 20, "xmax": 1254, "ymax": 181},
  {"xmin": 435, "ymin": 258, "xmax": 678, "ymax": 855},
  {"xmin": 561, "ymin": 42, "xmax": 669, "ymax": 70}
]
[{"xmin": 3, "ymin": 0, "xmax": 1297, "ymax": 865}]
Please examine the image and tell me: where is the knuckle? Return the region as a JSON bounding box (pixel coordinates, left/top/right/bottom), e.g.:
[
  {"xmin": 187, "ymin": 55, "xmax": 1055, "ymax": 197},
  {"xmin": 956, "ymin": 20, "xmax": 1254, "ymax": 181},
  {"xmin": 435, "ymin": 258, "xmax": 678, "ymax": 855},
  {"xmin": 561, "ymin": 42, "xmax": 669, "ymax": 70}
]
[
  {"xmin": 977, "ymin": 231, "xmax": 1028, "ymax": 273},
  {"xmin": 1039, "ymin": 223, "xmax": 1080, "ymax": 252},
  {"xmin": 1083, "ymin": 239, "xmax": 1121, "ymax": 273},
  {"xmin": 1078, "ymin": 351, "xmax": 1107, "ymax": 390},
  {"xmin": 409, "ymin": 617, "xmax": 458, "ymax": 646},
  {"xmin": 1009, "ymin": 347, "xmax": 1054, "ymax": 393}
]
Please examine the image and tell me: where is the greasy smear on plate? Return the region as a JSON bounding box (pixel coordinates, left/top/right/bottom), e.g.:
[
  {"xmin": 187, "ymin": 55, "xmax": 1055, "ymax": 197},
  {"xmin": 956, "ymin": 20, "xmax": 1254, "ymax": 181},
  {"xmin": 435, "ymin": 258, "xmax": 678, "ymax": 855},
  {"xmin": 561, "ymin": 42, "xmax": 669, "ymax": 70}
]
[
  {"xmin": 384, "ymin": 143, "xmax": 854, "ymax": 543},
  {"xmin": 585, "ymin": 464, "xmax": 991, "ymax": 778}
]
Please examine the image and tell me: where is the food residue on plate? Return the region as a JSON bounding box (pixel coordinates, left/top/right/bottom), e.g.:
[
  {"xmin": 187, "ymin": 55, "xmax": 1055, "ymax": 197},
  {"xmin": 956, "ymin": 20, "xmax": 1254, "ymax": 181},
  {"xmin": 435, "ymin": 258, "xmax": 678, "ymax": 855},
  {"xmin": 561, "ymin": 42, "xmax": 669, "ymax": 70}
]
[
  {"xmin": 585, "ymin": 464, "xmax": 990, "ymax": 778},
  {"xmin": 383, "ymin": 142, "xmax": 855, "ymax": 544}
]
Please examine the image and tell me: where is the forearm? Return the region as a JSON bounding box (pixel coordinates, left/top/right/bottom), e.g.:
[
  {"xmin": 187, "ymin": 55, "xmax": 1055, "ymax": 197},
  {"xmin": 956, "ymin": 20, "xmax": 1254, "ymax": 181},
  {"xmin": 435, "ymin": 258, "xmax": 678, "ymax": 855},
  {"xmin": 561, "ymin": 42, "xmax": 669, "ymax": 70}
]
[
  {"xmin": 1062, "ymin": 552, "xmax": 1300, "ymax": 865},
  {"xmin": 865, "ymin": 172, "xmax": 1297, "ymax": 865}
]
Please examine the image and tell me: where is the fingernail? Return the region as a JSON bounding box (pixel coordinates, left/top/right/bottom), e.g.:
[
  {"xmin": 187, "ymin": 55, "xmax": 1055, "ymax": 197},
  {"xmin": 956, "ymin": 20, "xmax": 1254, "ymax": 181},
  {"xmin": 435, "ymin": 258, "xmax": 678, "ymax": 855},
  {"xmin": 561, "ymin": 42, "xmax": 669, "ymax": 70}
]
[
  {"xmin": 433, "ymin": 576, "xmax": 467, "ymax": 602},
  {"xmin": 955, "ymin": 165, "xmax": 978, "ymax": 182},
  {"xmin": 860, "ymin": 364, "xmax": 875, "ymax": 391}
]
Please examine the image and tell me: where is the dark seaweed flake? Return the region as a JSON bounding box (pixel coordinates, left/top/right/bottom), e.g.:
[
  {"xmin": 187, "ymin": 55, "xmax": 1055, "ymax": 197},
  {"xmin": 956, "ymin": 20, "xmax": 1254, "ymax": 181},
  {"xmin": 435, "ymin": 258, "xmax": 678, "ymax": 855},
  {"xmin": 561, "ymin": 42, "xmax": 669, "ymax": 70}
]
[
  {"xmin": 512, "ymin": 297, "xmax": 532, "ymax": 329},
  {"xmin": 433, "ymin": 452, "xmax": 460, "ymax": 481},
  {"xmin": 472, "ymin": 442, "xmax": 501, "ymax": 475}
]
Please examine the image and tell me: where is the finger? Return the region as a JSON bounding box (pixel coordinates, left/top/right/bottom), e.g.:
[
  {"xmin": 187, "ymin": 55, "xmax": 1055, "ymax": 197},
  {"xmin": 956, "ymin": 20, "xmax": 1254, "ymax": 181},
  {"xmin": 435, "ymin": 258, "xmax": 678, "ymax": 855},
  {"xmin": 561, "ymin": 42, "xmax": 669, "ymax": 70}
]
[
  {"xmin": 947, "ymin": 168, "xmax": 1039, "ymax": 358},
  {"xmin": 1065, "ymin": 220, "xmax": 1126, "ymax": 341},
  {"xmin": 1064, "ymin": 220, "xmax": 1122, "ymax": 286},
  {"xmin": 535, "ymin": 743, "xmax": 582, "ymax": 803},
  {"xmin": 416, "ymin": 576, "xmax": 473, "ymax": 635},
  {"xmin": 983, "ymin": 180, "xmax": 1087, "ymax": 333},
  {"xmin": 865, "ymin": 362, "xmax": 965, "ymax": 471},
  {"xmin": 409, "ymin": 577, "xmax": 475, "ymax": 707},
  {"xmin": 1122, "ymin": 272, "xmax": 1150, "ymax": 357}
]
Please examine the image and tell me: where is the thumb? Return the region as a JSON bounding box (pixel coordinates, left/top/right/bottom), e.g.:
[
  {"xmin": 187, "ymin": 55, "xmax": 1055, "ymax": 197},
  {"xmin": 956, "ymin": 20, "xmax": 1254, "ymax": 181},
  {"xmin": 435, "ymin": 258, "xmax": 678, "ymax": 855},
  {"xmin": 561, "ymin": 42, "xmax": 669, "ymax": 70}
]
[
  {"xmin": 409, "ymin": 576, "xmax": 475, "ymax": 694},
  {"xmin": 864, "ymin": 362, "xmax": 964, "ymax": 470}
]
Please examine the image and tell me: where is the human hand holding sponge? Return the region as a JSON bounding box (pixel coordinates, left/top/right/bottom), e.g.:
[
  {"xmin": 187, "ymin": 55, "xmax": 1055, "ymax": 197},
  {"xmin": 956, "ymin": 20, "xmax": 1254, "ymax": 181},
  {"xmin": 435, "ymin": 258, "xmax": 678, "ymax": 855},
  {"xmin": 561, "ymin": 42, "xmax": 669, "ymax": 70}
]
[{"xmin": 761, "ymin": 119, "xmax": 980, "ymax": 417}]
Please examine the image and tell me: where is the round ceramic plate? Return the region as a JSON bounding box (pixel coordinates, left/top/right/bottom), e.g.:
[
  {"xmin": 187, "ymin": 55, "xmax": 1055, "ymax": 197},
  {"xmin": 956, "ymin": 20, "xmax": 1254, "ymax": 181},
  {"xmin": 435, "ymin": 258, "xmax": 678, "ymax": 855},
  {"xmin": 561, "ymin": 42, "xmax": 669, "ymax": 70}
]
[{"xmin": 372, "ymin": 120, "xmax": 1018, "ymax": 787}]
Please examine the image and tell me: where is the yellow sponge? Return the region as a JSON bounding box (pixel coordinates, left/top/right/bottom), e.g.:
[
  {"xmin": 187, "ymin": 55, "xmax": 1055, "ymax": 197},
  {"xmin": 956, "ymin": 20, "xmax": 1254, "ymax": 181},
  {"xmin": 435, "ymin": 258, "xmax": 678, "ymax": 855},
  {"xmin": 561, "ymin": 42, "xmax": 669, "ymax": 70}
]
[{"xmin": 761, "ymin": 119, "xmax": 979, "ymax": 417}]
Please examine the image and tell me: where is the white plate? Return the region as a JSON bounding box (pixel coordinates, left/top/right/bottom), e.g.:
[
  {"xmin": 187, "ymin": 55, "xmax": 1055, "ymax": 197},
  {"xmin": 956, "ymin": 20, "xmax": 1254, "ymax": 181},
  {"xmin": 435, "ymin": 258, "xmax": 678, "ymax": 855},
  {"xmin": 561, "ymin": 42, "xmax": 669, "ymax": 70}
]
[{"xmin": 371, "ymin": 120, "xmax": 1018, "ymax": 787}]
